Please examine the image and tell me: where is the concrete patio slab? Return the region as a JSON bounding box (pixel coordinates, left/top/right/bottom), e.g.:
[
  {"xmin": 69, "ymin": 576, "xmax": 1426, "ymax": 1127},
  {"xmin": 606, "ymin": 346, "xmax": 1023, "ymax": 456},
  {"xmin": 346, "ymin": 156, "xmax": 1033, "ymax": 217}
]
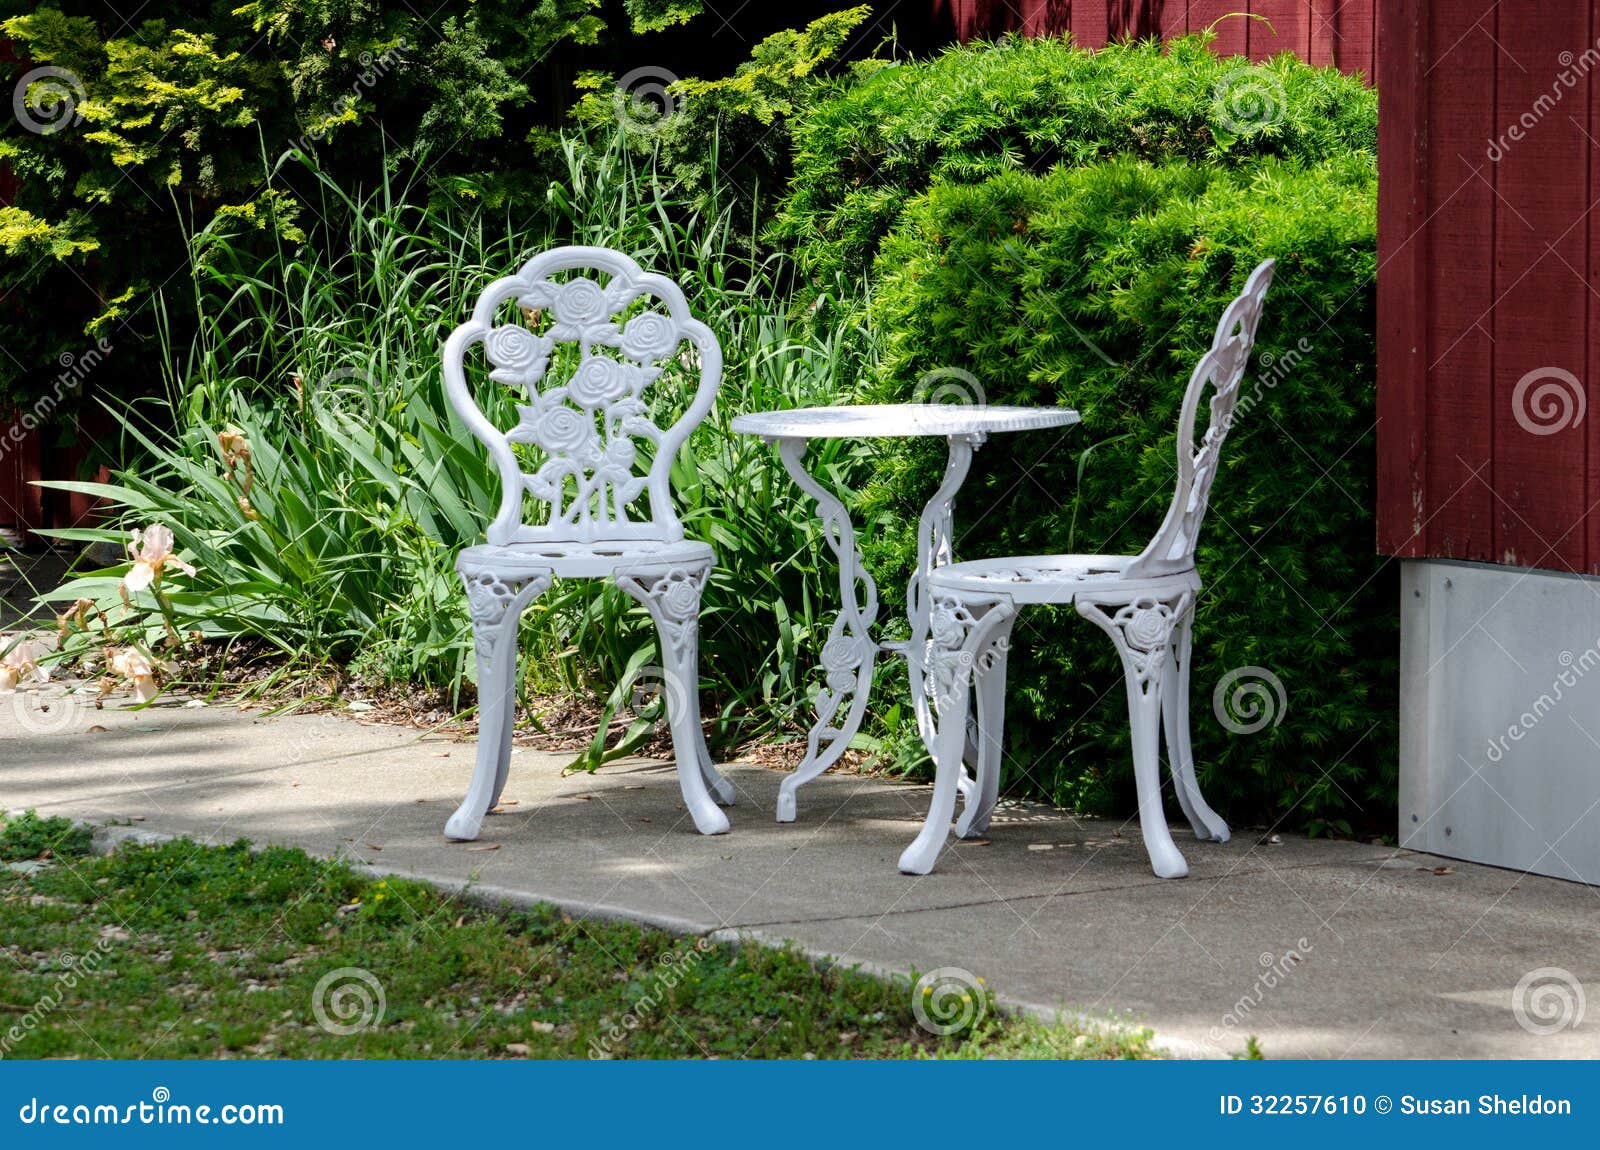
[{"xmin": 3, "ymin": 687, "xmax": 1597, "ymax": 1059}]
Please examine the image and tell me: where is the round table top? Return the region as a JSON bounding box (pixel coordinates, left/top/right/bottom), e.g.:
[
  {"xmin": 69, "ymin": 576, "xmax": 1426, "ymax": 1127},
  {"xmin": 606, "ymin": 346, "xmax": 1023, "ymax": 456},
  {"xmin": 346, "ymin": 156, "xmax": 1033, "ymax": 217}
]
[{"xmin": 730, "ymin": 403, "xmax": 1079, "ymax": 440}]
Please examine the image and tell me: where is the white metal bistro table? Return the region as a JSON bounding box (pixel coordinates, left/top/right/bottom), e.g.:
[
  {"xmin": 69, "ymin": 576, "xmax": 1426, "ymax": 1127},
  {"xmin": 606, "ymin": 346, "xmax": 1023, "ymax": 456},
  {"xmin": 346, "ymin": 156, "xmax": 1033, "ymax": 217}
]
[{"xmin": 730, "ymin": 403, "xmax": 1080, "ymax": 822}]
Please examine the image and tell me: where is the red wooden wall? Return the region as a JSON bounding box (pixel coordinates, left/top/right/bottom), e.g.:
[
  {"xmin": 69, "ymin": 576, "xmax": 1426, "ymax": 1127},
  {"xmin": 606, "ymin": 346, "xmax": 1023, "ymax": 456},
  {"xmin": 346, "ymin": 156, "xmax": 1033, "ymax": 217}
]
[
  {"xmin": 1378, "ymin": 1, "xmax": 1600, "ymax": 574},
  {"xmin": 933, "ymin": 0, "xmax": 1378, "ymax": 79}
]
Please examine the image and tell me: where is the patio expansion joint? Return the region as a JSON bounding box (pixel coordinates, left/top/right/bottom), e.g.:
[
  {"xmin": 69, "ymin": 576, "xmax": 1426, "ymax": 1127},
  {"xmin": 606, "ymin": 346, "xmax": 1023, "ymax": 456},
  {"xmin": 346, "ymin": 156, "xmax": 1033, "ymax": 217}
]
[{"xmin": 723, "ymin": 853, "xmax": 1356, "ymax": 932}]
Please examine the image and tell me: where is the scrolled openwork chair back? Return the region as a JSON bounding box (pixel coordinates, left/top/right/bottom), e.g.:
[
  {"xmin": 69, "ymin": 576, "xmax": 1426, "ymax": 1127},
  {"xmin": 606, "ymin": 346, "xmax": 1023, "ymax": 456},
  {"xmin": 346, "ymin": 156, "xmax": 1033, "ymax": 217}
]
[
  {"xmin": 443, "ymin": 246, "xmax": 722, "ymax": 548},
  {"xmin": 1127, "ymin": 258, "xmax": 1276, "ymax": 579}
]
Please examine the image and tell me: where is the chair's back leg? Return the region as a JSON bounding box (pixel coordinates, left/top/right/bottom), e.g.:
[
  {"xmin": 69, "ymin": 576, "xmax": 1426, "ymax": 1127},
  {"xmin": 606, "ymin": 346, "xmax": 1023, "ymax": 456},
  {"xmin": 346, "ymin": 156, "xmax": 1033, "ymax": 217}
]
[
  {"xmin": 1076, "ymin": 594, "xmax": 1189, "ymax": 879},
  {"xmin": 1162, "ymin": 605, "xmax": 1230, "ymax": 842},
  {"xmin": 615, "ymin": 563, "xmax": 730, "ymax": 836},
  {"xmin": 955, "ymin": 613, "xmax": 1016, "ymax": 839}
]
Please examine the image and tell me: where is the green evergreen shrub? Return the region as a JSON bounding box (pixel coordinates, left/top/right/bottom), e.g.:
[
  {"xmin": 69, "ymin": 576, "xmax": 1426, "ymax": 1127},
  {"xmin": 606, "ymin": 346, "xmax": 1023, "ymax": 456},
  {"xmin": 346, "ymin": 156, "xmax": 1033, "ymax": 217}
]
[
  {"xmin": 774, "ymin": 35, "xmax": 1377, "ymax": 285},
  {"xmin": 859, "ymin": 152, "xmax": 1385, "ymax": 834}
]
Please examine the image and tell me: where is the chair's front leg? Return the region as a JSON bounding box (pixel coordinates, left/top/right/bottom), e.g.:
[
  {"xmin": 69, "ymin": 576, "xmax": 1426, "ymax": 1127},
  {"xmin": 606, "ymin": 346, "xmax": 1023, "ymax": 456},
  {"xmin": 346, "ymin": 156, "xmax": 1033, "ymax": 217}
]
[
  {"xmin": 955, "ymin": 615, "xmax": 1015, "ymax": 839},
  {"xmin": 446, "ymin": 566, "xmax": 552, "ymax": 841},
  {"xmin": 899, "ymin": 593, "xmax": 1016, "ymax": 875},
  {"xmin": 772, "ymin": 437, "xmax": 879, "ymax": 823},
  {"xmin": 615, "ymin": 561, "xmax": 730, "ymax": 836},
  {"xmin": 1076, "ymin": 592, "xmax": 1192, "ymax": 879}
]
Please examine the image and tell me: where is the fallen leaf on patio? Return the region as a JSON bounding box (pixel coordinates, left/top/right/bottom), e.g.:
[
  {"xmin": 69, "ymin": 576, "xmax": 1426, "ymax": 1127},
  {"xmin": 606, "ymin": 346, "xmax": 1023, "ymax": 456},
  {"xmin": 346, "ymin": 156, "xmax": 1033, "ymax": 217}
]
[
  {"xmin": 432, "ymin": 752, "xmax": 449, "ymax": 758},
  {"xmin": 623, "ymin": 785, "xmax": 645, "ymax": 790},
  {"xmin": 129, "ymin": 815, "xmax": 145, "ymax": 822},
  {"xmin": 87, "ymin": 725, "xmax": 107, "ymax": 733},
  {"xmin": 1430, "ymin": 866, "xmax": 1454, "ymax": 876},
  {"xmin": 366, "ymin": 844, "xmax": 382, "ymax": 851},
  {"xmin": 637, "ymin": 817, "xmax": 652, "ymax": 823},
  {"xmin": 466, "ymin": 843, "xmax": 501, "ymax": 852},
  {"xmin": 498, "ymin": 799, "xmax": 518, "ymax": 806}
]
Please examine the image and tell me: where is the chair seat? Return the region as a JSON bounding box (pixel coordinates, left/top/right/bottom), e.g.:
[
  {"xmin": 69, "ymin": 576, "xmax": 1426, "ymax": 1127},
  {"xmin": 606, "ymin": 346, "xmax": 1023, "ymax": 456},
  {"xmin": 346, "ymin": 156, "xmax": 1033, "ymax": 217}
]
[
  {"xmin": 928, "ymin": 554, "xmax": 1197, "ymax": 605},
  {"xmin": 458, "ymin": 537, "xmax": 714, "ymax": 580}
]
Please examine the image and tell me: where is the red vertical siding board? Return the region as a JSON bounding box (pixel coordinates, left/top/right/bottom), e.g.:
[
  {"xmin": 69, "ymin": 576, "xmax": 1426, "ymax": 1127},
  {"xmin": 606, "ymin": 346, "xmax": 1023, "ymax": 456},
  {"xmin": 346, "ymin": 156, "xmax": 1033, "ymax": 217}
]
[
  {"xmin": 1189, "ymin": 1, "xmax": 1250, "ymax": 57},
  {"xmin": 15, "ymin": 418, "xmax": 42, "ymax": 542},
  {"xmin": 1308, "ymin": 0, "xmax": 1335, "ymax": 68},
  {"xmin": 1376, "ymin": 0, "xmax": 1429, "ymax": 557},
  {"xmin": 1249, "ymin": 1, "xmax": 1310, "ymax": 63},
  {"xmin": 1155, "ymin": 0, "xmax": 1188, "ymax": 39},
  {"xmin": 1489, "ymin": 4, "xmax": 1589, "ymax": 572},
  {"xmin": 1072, "ymin": 0, "xmax": 1113, "ymax": 46},
  {"xmin": 1329, "ymin": 0, "xmax": 1376, "ymax": 81},
  {"xmin": 0, "ymin": 419, "xmax": 21, "ymax": 533},
  {"xmin": 1021, "ymin": 0, "xmax": 1070, "ymax": 37},
  {"xmin": 1420, "ymin": 3, "xmax": 1496, "ymax": 561},
  {"xmin": 1580, "ymin": 0, "xmax": 1593, "ymax": 572},
  {"xmin": 1109, "ymin": 0, "xmax": 1154, "ymax": 41}
]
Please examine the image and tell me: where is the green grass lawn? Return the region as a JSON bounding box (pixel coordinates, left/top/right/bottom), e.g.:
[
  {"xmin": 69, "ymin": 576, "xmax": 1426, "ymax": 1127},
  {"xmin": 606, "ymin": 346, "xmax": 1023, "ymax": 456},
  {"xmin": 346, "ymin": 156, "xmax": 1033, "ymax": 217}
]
[{"xmin": 0, "ymin": 812, "xmax": 1155, "ymax": 1060}]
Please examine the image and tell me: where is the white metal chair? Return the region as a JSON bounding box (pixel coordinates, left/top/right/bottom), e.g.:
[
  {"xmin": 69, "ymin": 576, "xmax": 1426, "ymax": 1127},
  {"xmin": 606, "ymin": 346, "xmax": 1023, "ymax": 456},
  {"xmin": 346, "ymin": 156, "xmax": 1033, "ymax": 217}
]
[
  {"xmin": 441, "ymin": 246, "xmax": 735, "ymax": 841},
  {"xmin": 902, "ymin": 259, "xmax": 1277, "ymax": 878}
]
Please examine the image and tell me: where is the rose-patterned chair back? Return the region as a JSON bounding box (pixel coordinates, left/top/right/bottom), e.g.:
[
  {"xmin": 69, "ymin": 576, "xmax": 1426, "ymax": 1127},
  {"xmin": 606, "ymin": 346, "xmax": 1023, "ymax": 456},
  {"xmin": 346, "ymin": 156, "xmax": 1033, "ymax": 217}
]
[
  {"xmin": 443, "ymin": 246, "xmax": 722, "ymax": 547},
  {"xmin": 1126, "ymin": 258, "xmax": 1276, "ymax": 580}
]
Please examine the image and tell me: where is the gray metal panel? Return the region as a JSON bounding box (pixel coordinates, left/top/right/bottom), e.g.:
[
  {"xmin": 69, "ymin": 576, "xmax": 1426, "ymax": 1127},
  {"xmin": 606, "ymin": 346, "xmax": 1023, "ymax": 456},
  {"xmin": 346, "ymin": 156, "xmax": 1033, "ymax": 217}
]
[{"xmin": 1400, "ymin": 559, "xmax": 1600, "ymax": 884}]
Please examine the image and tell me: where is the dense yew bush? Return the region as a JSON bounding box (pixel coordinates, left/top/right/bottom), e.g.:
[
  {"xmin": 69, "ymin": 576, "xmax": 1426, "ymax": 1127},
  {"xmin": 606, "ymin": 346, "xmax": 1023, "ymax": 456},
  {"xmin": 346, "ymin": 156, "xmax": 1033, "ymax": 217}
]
[
  {"xmin": 774, "ymin": 35, "xmax": 1376, "ymax": 284},
  {"xmin": 855, "ymin": 152, "xmax": 1385, "ymax": 834}
]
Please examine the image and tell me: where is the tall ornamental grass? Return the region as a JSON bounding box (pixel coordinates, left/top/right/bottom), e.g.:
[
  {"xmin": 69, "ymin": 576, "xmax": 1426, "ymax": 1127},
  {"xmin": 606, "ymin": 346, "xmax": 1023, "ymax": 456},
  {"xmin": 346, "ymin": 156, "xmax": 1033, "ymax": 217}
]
[{"xmin": 41, "ymin": 133, "xmax": 879, "ymax": 760}]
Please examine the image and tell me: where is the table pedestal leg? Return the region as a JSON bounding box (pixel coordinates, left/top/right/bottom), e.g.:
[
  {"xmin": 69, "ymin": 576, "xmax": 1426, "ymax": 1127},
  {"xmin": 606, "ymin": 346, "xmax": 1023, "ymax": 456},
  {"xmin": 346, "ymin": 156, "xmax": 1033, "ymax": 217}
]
[
  {"xmin": 776, "ymin": 433, "xmax": 990, "ymax": 823},
  {"xmin": 904, "ymin": 435, "xmax": 982, "ymax": 795},
  {"xmin": 775, "ymin": 438, "xmax": 879, "ymax": 823}
]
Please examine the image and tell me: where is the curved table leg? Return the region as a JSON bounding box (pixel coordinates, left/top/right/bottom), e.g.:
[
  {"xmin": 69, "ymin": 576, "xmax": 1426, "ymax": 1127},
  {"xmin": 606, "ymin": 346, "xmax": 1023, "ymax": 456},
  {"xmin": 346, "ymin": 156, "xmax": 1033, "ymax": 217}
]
[
  {"xmin": 774, "ymin": 437, "xmax": 880, "ymax": 823},
  {"xmin": 904, "ymin": 434, "xmax": 983, "ymax": 798}
]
